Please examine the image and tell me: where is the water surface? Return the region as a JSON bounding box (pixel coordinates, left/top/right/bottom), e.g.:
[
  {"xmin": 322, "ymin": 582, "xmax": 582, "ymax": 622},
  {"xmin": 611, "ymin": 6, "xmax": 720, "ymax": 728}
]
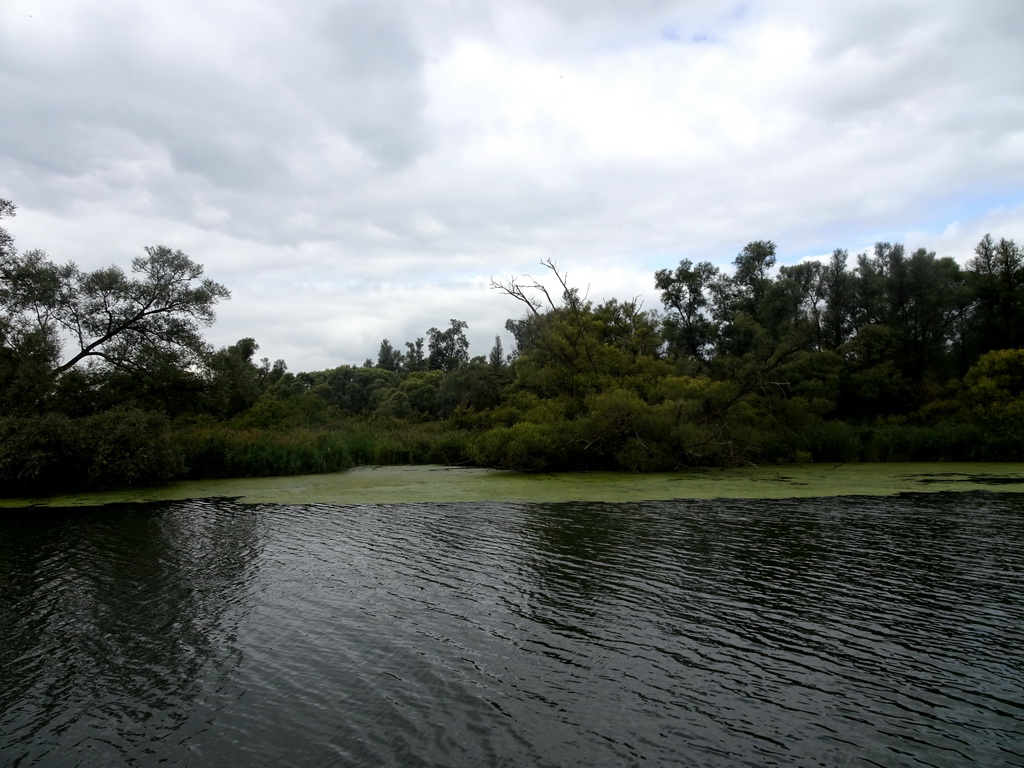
[{"xmin": 2, "ymin": 492, "xmax": 1022, "ymax": 766}]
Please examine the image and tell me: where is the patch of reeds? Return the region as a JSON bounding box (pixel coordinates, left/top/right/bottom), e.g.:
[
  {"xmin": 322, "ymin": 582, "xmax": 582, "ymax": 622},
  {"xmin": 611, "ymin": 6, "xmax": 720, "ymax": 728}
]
[
  {"xmin": 798, "ymin": 420, "xmax": 1024, "ymax": 463},
  {"xmin": 172, "ymin": 419, "xmax": 472, "ymax": 479}
]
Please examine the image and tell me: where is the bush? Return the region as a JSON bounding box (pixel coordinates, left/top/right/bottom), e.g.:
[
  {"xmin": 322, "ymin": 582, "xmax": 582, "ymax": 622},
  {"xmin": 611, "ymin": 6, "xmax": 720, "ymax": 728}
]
[
  {"xmin": 0, "ymin": 413, "xmax": 84, "ymax": 494},
  {"xmin": 81, "ymin": 407, "xmax": 180, "ymax": 487},
  {"xmin": 469, "ymin": 422, "xmax": 582, "ymax": 471},
  {"xmin": 0, "ymin": 407, "xmax": 177, "ymax": 495}
]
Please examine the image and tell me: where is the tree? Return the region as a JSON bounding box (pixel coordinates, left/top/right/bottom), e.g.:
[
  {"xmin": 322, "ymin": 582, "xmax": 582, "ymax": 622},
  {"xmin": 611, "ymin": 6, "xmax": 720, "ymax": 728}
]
[
  {"xmin": 404, "ymin": 337, "xmax": 426, "ymax": 371},
  {"xmin": 820, "ymin": 249, "xmax": 855, "ymax": 350},
  {"xmin": 899, "ymin": 248, "xmax": 966, "ymax": 381},
  {"xmin": 204, "ymin": 337, "xmax": 265, "ymax": 419},
  {"xmin": 765, "ymin": 260, "xmax": 823, "ymax": 341},
  {"xmin": 593, "ymin": 298, "xmax": 663, "ymax": 363},
  {"xmin": 492, "ymin": 260, "xmax": 609, "ymax": 398},
  {"xmin": 488, "ymin": 335, "xmax": 505, "ymax": 371},
  {"xmin": 967, "ymin": 234, "xmax": 1024, "ymax": 354},
  {"xmin": 259, "ymin": 356, "xmax": 288, "ymax": 387},
  {"xmin": 427, "ymin": 319, "xmax": 470, "ymax": 372},
  {"xmin": 654, "ymin": 259, "xmax": 719, "ymax": 364},
  {"xmin": 713, "ymin": 240, "xmax": 780, "ymax": 360},
  {"xmin": 960, "ymin": 348, "xmax": 1024, "ymax": 426},
  {"xmin": 1, "ymin": 242, "xmax": 230, "ymax": 379},
  {"xmin": 376, "ymin": 338, "xmax": 403, "ymax": 371},
  {"xmin": 0, "ymin": 199, "xmax": 15, "ymax": 260},
  {"xmin": 732, "ymin": 240, "xmax": 777, "ymax": 313},
  {"xmin": 0, "ymin": 201, "xmax": 55, "ymax": 411},
  {"xmin": 852, "ymin": 246, "xmax": 888, "ymax": 330}
]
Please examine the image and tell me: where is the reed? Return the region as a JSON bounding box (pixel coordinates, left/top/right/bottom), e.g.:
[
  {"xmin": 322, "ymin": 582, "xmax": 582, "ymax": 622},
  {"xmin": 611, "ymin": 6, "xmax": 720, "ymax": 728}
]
[
  {"xmin": 799, "ymin": 420, "xmax": 1024, "ymax": 463},
  {"xmin": 172, "ymin": 419, "xmax": 472, "ymax": 479}
]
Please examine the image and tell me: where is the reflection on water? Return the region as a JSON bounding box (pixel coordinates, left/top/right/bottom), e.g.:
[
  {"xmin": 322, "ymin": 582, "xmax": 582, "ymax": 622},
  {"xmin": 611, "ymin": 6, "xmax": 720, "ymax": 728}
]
[
  {"xmin": 0, "ymin": 501, "xmax": 260, "ymax": 764},
  {"xmin": 2, "ymin": 492, "xmax": 1022, "ymax": 766}
]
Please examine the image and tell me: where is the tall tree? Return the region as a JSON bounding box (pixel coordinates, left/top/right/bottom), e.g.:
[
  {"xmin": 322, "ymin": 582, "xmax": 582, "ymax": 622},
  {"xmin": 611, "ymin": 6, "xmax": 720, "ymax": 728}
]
[
  {"xmin": 594, "ymin": 298, "xmax": 663, "ymax": 363},
  {"xmin": 427, "ymin": 319, "xmax": 470, "ymax": 372},
  {"xmin": 654, "ymin": 259, "xmax": 719, "ymax": 364},
  {"xmin": 967, "ymin": 235, "xmax": 1024, "ymax": 354},
  {"xmin": 376, "ymin": 338, "xmax": 403, "ymax": 371},
  {"xmin": 488, "ymin": 335, "xmax": 505, "ymax": 371},
  {"xmin": 899, "ymin": 248, "xmax": 966, "ymax": 381},
  {"xmin": 767, "ymin": 261, "xmax": 823, "ymax": 341},
  {"xmin": 730, "ymin": 240, "xmax": 777, "ymax": 323},
  {"xmin": 713, "ymin": 240, "xmax": 781, "ymax": 360},
  {"xmin": 204, "ymin": 337, "xmax": 265, "ymax": 418},
  {"xmin": 1, "ymin": 244, "xmax": 230, "ymax": 378},
  {"xmin": 404, "ymin": 337, "xmax": 426, "ymax": 371},
  {"xmin": 0, "ymin": 199, "xmax": 15, "ymax": 261},
  {"xmin": 492, "ymin": 260, "xmax": 607, "ymax": 397},
  {"xmin": 820, "ymin": 249, "xmax": 855, "ymax": 350},
  {"xmin": 852, "ymin": 246, "xmax": 888, "ymax": 330}
]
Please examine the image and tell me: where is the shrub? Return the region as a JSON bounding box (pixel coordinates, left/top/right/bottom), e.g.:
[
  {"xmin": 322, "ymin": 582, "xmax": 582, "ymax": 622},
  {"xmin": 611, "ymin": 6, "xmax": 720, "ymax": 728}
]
[{"xmin": 0, "ymin": 407, "xmax": 177, "ymax": 495}]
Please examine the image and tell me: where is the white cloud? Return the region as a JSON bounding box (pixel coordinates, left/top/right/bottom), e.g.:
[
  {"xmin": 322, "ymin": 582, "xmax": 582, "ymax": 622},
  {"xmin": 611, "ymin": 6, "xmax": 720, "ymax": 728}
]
[{"xmin": 2, "ymin": 0, "xmax": 1022, "ymax": 370}]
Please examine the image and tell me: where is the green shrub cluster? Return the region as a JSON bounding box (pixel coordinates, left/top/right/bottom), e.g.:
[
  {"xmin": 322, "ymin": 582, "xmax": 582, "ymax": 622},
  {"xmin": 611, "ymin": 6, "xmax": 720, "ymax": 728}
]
[{"xmin": 0, "ymin": 407, "xmax": 179, "ymax": 495}]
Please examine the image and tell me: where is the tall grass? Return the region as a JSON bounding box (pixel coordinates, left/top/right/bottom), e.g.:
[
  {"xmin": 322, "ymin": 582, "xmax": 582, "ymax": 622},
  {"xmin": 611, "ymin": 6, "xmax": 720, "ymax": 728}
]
[
  {"xmin": 798, "ymin": 420, "xmax": 1024, "ymax": 463},
  {"xmin": 172, "ymin": 419, "xmax": 471, "ymax": 479}
]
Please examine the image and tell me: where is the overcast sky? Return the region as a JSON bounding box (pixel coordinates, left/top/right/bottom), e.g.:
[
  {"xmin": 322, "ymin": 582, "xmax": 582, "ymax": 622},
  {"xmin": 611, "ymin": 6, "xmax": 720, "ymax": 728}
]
[{"xmin": 2, "ymin": 0, "xmax": 1022, "ymax": 371}]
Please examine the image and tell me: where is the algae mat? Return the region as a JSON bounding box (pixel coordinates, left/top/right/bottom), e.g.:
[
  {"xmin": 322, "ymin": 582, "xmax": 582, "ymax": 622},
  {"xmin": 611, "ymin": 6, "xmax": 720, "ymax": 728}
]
[{"xmin": 3, "ymin": 463, "xmax": 1024, "ymax": 508}]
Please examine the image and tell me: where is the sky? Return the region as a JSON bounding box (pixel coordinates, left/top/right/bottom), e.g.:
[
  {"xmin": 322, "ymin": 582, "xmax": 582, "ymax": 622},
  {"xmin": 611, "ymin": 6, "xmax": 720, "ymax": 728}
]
[{"xmin": 2, "ymin": 0, "xmax": 1023, "ymax": 372}]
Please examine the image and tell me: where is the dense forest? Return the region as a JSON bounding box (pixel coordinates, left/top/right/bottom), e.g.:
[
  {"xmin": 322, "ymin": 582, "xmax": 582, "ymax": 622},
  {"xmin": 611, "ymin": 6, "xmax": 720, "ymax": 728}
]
[{"xmin": 2, "ymin": 197, "xmax": 1023, "ymax": 495}]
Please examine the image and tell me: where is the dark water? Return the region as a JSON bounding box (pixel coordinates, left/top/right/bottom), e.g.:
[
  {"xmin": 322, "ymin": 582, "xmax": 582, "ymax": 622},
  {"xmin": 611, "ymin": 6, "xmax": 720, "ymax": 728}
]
[{"xmin": 2, "ymin": 492, "xmax": 1023, "ymax": 767}]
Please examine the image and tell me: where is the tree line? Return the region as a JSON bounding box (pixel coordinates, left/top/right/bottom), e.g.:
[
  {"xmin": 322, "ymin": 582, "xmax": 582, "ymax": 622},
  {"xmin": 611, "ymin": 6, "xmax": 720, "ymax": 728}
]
[{"xmin": 2, "ymin": 196, "xmax": 1023, "ymax": 494}]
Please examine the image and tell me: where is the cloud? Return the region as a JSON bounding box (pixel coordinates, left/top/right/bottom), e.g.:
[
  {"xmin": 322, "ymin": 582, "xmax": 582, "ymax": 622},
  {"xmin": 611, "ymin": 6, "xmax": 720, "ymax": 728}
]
[{"xmin": 2, "ymin": 0, "xmax": 1022, "ymax": 370}]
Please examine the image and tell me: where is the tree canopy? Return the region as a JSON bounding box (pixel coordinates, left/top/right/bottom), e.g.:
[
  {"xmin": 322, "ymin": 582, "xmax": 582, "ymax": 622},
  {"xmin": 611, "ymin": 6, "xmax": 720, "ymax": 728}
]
[
  {"xmin": 1, "ymin": 245, "xmax": 229, "ymax": 378},
  {"xmin": 1, "ymin": 201, "xmax": 230, "ymax": 414}
]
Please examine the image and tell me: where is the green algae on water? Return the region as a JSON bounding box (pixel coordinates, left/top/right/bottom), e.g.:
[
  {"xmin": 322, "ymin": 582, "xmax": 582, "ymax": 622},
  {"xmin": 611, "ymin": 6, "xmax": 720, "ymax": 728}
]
[{"xmin": 2, "ymin": 462, "xmax": 1024, "ymax": 508}]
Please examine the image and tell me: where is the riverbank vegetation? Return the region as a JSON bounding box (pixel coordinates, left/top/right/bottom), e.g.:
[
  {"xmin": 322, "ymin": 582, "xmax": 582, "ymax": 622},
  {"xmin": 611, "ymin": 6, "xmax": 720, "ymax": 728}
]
[{"xmin": 2, "ymin": 196, "xmax": 1023, "ymax": 495}]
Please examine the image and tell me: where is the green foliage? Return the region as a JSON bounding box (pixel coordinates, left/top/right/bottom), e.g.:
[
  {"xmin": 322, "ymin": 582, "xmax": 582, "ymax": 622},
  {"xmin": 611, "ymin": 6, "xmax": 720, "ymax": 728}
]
[
  {"xmin": 233, "ymin": 392, "xmax": 344, "ymax": 428},
  {"xmin": 396, "ymin": 370, "xmax": 446, "ymax": 417},
  {"xmin": 966, "ymin": 235, "xmax": 1024, "ymax": 355},
  {"xmin": 172, "ymin": 419, "xmax": 471, "ymax": 480},
  {"xmin": 203, "ymin": 337, "xmax": 265, "ymax": 418},
  {"xmin": 427, "ymin": 319, "xmax": 470, "ymax": 372},
  {"xmin": 0, "ymin": 327, "xmax": 57, "ymax": 414},
  {"xmin": 376, "ymin": 338, "xmax": 403, "ymax": 371},
  {"xmin": 1, "ymin": 207, "xmax": 231, "ymax": 418},
  {"xmin": 173, "ymin": 427, "xmax": 355, "ymax": 478},
  {"xmin": 469, "ymin": 422, "xmax": 579, "ymax": 472},
  {"xmin": 959, "ymin": 348, "xmax": 1024, "ymax": 425},
  {"xmin": 84, "ymin": 408, "xmax": 181, "ymax": 487},
  {"xmin": 436, "ymin": 361, "xmax": 509, "ymax": 415},
  {"xmin": 0, "ymin": 412, "xmax": 83, "ymax": 493},
  {"xmin": 0, "ymin": 198, "xmax": 15, "ymax": 259},
  {"xmin": 655, "ymin": 259, "xmax": 719, "ymax": 364},
  {"xmin": 308, "ymin": 365, "xmax": 399, "ymax": 415},
  {"xmin": 1, "ymin": 244, "xmax": 229, "ymax": 378},
  {"xmin": 0, "ymin": 407, "xmax": 178, "ymax": 495}
]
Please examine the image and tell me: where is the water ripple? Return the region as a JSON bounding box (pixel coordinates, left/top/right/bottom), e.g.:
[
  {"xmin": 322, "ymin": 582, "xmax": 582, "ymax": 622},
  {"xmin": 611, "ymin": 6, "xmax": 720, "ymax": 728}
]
[{"xmin": 2, "ymin": 492, "xmax": 1022, "ymax": 766}]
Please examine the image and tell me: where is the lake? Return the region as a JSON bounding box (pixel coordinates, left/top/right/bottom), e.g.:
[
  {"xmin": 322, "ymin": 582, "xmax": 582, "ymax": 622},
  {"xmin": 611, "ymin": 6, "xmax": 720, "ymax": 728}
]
[{"xmin": 2, "ymin": 491, "xmax": 1022, "ymax": 766}]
